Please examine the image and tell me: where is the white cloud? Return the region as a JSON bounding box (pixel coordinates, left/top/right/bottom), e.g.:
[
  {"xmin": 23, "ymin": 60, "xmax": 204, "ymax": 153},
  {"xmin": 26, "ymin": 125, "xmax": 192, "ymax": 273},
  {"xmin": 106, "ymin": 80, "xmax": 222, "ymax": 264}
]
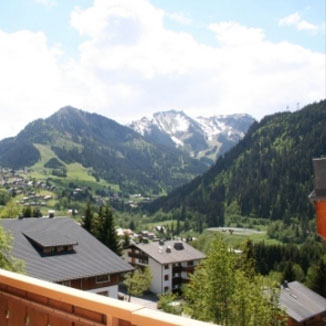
[
  {"xmin": 166, "ymin": 12, "xmax": 192, "ymax": 25},
  {"xmin": 279, "ymin": 12, "xmax": 319, "ymax": 32},
  {"xmin": 0, "ymin": 0, "xmax": 324, "ymax": 141},
  {"xmin": 209, "ymin": 22, "xmax": 265, "ymax": 46}
]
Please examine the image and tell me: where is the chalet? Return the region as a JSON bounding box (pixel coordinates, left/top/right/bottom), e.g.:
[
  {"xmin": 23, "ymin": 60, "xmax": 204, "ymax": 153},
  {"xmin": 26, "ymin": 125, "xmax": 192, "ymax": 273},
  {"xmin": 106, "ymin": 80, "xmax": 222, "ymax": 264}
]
[
  {"xmin": 126, "ymin": 240, "xmax": 205, "ymax": 294},
  {"xmin": 0, "ymin": 217, "xmax": 133, "ymax": 299},
  {"xmin": 280, "ymin": 281, "xmax": 326, "ymax": 326}
]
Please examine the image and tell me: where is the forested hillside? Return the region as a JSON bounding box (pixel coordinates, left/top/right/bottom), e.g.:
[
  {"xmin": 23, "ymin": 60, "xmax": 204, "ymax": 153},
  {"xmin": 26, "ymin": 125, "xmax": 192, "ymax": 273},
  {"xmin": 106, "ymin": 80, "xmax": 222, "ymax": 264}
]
[
  {"xmin": 146, "ymin": 100, "xmax": 326, "ymax": 226},
  {"xmin": 0, "ymin": 106, "xmax": 207, "ymax": 195}
]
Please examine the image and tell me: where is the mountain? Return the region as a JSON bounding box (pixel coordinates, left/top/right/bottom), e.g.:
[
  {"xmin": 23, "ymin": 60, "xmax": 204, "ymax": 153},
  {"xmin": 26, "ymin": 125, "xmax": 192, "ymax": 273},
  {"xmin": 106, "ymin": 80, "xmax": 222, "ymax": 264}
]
[
  {"xmin": 145, "ymin": 100, "xmax": 326, "ymax": 225},
  {"xmin": 129, "ymin": 110, "xmax": 255, "ymax": 166},
  {"xmin": 0, "ymin": 106, "xmax": 207, "ymax": 195}
]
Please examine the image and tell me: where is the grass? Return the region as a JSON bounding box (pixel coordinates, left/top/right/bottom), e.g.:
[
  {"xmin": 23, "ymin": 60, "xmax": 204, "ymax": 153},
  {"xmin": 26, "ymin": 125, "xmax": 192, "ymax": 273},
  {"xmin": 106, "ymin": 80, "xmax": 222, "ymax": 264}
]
[
  {"xmin": 66, "ymin": 163, "xmax": 96, "ymax": 182},
  {"xmin": 192, "ymin": 227, "xmax": 282, "ymax": 254},
  {"xmin": 29, "ymin": 144, "xmax": 120, "ymax": 192},
  {"xmin": 143, "ymin": 219, "xmax": 181, "ymax": 231}
]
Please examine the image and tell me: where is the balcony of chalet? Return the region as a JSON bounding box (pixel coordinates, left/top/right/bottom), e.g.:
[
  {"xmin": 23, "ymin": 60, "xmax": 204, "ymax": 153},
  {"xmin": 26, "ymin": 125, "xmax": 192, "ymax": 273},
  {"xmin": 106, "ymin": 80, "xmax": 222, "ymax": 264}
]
[{"xmin": 0, "ymin": 268, "xmax": 216, "ymax": 326}]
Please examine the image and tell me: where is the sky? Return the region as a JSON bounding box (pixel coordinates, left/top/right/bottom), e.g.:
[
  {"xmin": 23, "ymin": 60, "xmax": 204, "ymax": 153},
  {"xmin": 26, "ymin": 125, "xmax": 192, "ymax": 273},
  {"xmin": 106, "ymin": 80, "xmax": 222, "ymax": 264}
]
[{"xmin": 0, "ymin": 0, "xmax": 325, "ymax": 140}]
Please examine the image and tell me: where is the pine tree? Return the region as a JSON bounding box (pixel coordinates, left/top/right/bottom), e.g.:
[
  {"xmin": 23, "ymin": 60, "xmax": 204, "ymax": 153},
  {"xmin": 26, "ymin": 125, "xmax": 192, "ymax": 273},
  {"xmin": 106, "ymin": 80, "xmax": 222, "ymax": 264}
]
[
  {"xmin": 102, "ymin": 206, "xmax": 121, "ymax": 256},
  {"xmin": 22, "ymin": 206, "xmax": 32, "ymax": 218},
  {"xmin": 82, "ymin": 202, "xmax": 93, "ymax": 232},
  {"xmin": 176, "ymin": 215, "xmax": 181, "ymax": 235},
  {"xmin": 282, "ymin": 261, "xmax": 296, "ymax": 283},
  {"xmin": 306, "ymin": 255, "xmax": 326, "ymax": 297}
]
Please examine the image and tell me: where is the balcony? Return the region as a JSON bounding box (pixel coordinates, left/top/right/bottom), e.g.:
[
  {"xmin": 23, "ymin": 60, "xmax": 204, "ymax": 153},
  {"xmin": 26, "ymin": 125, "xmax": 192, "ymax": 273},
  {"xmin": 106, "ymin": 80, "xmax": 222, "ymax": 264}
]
[
  {"xmin": 128, "ymin": 252, "xmax": 148, "ymax": 262},
  {"xmin": 172, "ymin": 266, "xmax": 182, "ymax": 274},
  {"xmin": 0, "ymin": 268, "xmax": 216, "ymax": 326},
  {"xmin": 172, "ymin": 276, "xmax": 190, "ymax": 286},
  {"xmin": 182, "ymin": 266, "xmax": 195, "ymax": 273}
]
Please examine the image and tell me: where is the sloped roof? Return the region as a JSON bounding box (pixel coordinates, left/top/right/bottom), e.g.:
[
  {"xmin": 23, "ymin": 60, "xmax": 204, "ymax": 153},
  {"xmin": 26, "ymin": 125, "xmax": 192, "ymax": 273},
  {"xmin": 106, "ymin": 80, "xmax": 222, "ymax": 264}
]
[
  {"xmin": 23, "ymin": 230, "xmax": 78, "ymax": 247},
  {"xmin": 1, "ymin": 217, "xmax": 133, "ymax": 282},
  {"xmin": 131, "ymin": 240, "xmax": 206, "ymax": 265},
  {"xmin": 280, "ymin": 281, "xmax": 326, "ymax": 322}
]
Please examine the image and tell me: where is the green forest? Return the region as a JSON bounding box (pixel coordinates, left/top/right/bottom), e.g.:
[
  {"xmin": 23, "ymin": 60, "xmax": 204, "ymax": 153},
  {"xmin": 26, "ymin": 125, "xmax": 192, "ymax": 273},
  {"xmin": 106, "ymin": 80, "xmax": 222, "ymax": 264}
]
[{"xmin": 147, "ymin": 100, "xmax": 326, "ymax": 228}]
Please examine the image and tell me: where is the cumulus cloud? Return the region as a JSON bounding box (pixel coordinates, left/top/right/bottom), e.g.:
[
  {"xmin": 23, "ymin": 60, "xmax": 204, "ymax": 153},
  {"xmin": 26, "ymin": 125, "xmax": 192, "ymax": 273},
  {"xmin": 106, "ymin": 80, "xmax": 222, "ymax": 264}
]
[
  {"xmin": 209, "ymin": 22, "xmax": 265, "ymax": 45},
  {"xmin": 279, "ymin": 12, "xmax": 319, "ymax": 32},
  {"xmin": 0, "ymin": 0, "xmax": 324, "ymax": 140},
  {"xmin": 166, "ymin": 12, "xmax": 192, "ymax": 25}
]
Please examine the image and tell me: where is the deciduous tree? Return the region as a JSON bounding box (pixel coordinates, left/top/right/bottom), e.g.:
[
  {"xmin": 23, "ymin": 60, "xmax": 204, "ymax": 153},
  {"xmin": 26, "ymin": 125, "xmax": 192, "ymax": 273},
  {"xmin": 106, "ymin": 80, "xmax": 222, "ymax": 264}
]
[
  {"xmin": 124, "ymin": 266, "xmax": 152, "ymax": 301},
  {"xmin": 0, "ymin": 226, "xmax": 24, "ymax": 272},
  {"xmin": 184, "ymin": 237, "xmax": 286, "ymax": 326}
]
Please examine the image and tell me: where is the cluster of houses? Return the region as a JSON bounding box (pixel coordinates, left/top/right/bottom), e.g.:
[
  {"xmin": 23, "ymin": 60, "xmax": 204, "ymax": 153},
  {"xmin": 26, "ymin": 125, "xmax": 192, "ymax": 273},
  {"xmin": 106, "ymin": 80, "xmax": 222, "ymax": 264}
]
[
  {"xmin": 1, "ymin": 159, "xmax": 326, "ymax": 325},
  {"xmin": 19, "ymin": 192, "xmax": 52, "ymax": 207},
  {"xmin": 127, "ymin": 193, "xmax": 152, "ymax": 208},
  {"xmin": 0, "ymin": 168, "xmax": 55, "ymax": 206},
  {"xmin": 0, "ymin": 214, "xmax": 325, "ymax": 325}
]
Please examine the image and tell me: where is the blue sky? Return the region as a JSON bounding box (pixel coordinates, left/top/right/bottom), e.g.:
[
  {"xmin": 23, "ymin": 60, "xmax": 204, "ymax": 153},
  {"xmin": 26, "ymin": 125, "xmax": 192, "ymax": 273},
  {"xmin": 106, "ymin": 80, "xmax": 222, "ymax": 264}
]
[
  {"xmin": 0, "ymin": 0, "xmax": 324, "ymax": 140},
  {"xmin": 1, "ymin": 0, "xmax": 324, "ymax": 53}
]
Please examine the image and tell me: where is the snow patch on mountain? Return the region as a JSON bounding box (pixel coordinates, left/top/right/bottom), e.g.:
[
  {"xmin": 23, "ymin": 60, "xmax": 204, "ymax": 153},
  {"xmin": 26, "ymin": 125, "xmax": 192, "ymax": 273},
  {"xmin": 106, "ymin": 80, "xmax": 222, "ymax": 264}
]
[{"xmin": 129, "ymin": 110, "xmax": 255, "ymax": 165}]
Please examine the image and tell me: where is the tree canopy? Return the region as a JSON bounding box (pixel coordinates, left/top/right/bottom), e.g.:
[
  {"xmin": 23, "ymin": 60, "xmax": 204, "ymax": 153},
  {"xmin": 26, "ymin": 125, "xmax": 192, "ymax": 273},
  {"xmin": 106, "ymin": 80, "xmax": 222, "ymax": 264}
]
[
  {"xmin": 0, "ymin": 226, "xmax": 24, "ymax": 273},
  {"xmin": 184, "ymin": 237, "xmax": 286, "ymax": 326},
  {"xmin": 124, "ymin": 266, "xmax": 152, "ymax": 301}
]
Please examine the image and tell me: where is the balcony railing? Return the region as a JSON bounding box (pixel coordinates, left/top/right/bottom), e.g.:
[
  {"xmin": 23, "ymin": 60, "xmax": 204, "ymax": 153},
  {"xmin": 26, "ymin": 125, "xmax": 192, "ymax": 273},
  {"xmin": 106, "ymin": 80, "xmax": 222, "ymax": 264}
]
[
  {"xmin": 0, "ymin": 268, "xmax": 216, "ymax": 326},
  {"xmin": 172, "ymin": 266, "xmax": 182, "ymax": 274},
  {"xmin": 128, "ymin": 252, "xmax": 148, "ymax": 262},
  {"xmin": 182, "ymin": 266, "xmax": 195, "ymax": 273},
  {"xmin": 172, "ymin": 276, "xmax": 190, "ymax": 286}
]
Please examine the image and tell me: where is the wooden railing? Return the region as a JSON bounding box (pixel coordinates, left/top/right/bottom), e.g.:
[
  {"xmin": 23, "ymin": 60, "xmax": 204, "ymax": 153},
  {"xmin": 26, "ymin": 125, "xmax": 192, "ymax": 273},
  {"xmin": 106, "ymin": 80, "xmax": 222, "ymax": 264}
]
[{"xmin": 0, "ymin": 269, "xmax": 216, "ymax": 326}]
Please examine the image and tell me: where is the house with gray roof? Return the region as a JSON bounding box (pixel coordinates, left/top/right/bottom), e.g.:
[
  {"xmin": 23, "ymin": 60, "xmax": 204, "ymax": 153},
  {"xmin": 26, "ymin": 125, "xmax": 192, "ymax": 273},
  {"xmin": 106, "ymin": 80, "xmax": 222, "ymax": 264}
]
[
  {"xmin": 280, "ymin": 281, "xmax": 326, "ymax": 326},
  {"xmin": 1, "ymin": 217, "xmax": 133, "ymax": 299},
  {"xmin": 126, "ymin": 240, "xmax": 205, "ymax": 294}
]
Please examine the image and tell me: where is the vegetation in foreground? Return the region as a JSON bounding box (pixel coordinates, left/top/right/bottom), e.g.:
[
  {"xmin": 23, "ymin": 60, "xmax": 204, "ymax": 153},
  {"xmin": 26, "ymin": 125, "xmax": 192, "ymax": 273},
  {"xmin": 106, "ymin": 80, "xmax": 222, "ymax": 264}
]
[{"xmin": 160, "ymin": 237, "xmax": 287, "ymax": 325}]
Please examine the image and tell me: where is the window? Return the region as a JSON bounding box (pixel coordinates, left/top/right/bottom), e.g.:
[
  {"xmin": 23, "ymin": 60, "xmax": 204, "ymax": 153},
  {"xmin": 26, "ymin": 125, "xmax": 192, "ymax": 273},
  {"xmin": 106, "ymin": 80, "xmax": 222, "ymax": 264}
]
[
  {"xmin": 139, "ymin": 258, "xmax": 148, "ymax": 264},
  {"xmin": 188, "ymin": 261, "xmax": 194, "ymax": 266},
  {"xmin": 43, "ymin": 247, "xmax": 55, "ymax": 254},
  {"xmin": 164, "ymin": 274, "xmax": 169, "ymax": 281},
  {"xmin": 96, "ymin": 274, "xmax": 110, "ymax": 284},
  {"xmin": 66, "ymin": 245, "xmax": 74, "ymax": 252},
  {"xmin": 164, "ymin": 286, "xmax": 169, "ymax": 292},
  {"xmin": 61, "ymin": 280, "xmax": 71, "ymax": 287},
  {"xmin": 164, "ymin": 264, "xmax": 169, "ymax": 270},
  {"xmin": 56, "ymin": 246, "xmax": 64, "ymax": 253},
  {"xmin": 97, "ymin": 291, "xmax": 109, "ymax": 297}
]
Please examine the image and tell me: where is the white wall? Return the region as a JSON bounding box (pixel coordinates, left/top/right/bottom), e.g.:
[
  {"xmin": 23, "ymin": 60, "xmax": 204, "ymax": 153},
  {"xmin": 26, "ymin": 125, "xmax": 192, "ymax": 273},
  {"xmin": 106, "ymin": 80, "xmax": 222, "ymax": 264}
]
[{"xmin": 149, "ymin": 258, "xmax": 162, "ymax": 294}]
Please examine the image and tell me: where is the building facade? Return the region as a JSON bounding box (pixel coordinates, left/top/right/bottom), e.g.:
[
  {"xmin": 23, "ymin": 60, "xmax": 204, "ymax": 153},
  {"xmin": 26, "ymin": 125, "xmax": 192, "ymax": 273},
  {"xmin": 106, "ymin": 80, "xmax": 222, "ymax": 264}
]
[{"xmin": 126, "ymin": 240, "xmax": 205, "ymax": 294}]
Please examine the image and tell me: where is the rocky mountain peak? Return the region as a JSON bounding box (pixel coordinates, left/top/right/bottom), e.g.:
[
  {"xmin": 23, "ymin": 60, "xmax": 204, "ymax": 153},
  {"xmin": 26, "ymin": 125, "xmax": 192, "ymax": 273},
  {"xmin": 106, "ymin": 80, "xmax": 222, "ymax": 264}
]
[{"xmin": 129, "ymin": 110, "xmax": 255, "ymax": 165}]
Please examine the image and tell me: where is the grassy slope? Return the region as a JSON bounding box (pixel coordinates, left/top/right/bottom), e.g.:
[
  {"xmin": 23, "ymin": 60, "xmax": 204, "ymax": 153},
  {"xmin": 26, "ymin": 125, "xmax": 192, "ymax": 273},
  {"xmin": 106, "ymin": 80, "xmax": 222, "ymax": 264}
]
[
  {"xmin": 192, "ymin": 228, "xmax": 281, "ymax": 254},
  {"xmin": 29, "ymin": 144, "xmax": 120, "ymax": 191}
]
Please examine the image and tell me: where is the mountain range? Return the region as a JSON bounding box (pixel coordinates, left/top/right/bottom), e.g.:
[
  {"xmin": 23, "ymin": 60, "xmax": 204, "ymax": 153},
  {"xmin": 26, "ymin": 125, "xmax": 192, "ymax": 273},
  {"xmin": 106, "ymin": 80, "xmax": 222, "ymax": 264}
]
[
  {"xmin": 129, "ymin": 110, "xmax": 254, "ymax": 165},
  {"xmin": 0, "ymin": 107, "xmax": 207, "ymax": 195},
  {"xmin": 0, "ymin": 107, "xmax": 254, "ymax": 196},
  {"xmin": 146, "ymin": 100, "xmax": 326, "ymax": 226}
]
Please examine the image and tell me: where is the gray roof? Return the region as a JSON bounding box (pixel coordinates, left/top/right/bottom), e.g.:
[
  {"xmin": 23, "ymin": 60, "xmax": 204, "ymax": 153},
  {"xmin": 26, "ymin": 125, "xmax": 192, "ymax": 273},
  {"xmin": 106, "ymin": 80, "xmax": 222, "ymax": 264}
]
[
  {"xmin": 23, "ymin": 230, "xmax": 78, "ymax": 247},
  {"xmin": 132, "ymin": 240, "xmax": 206, "ymax": 265},
  {"xmin": 1, "ymin": 217, "xmax": 133, "ymax": 282},
  {"xmin": 280, "ymin": 281, "xmax": 326, "ymax": 322}
]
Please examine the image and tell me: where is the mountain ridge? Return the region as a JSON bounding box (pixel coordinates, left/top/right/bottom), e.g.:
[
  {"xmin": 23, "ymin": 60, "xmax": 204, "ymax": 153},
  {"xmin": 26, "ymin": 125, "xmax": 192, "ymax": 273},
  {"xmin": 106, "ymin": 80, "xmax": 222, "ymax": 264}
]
[
  {"xmin": 0, "ymin": 106, "xmax": 207, "ymax": 195},
  {"xmin": 145, "ymin": 100, "xmax": 326, "ymax": 226},
  {"xmin": 129, "ymin": 110, "xmax": 255, "ymax": 165}
]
